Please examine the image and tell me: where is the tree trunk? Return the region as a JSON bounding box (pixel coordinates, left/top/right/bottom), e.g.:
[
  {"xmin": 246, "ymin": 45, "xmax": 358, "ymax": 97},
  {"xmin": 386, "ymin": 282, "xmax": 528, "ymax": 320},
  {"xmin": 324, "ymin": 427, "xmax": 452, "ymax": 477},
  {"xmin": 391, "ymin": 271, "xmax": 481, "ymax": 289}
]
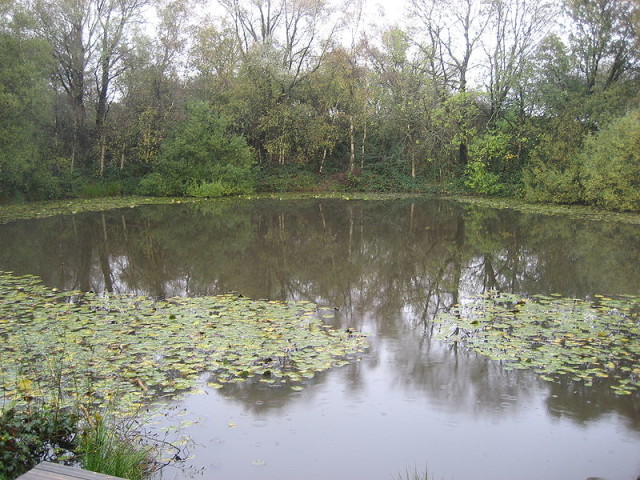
[
  {"xmin": 459, "ymin": 142, "xmax": 468, "ymax": 167},
  {"xmin": 99, "ymin": 138, "xmax": 106, "ymax": 176},
  {"xmin": 320, "ymin": 148, "xmax": 327, "ymax": 174},
  {"xmin": 72, "ymin": 93, "xmax": 88, "ymax": 170},
  {"xmin": 360, "ymin": 121, "xmax": 366, "ymax": 170},
  {"xmin": 120, "ymin": 144, "xmax": 126, "ymax": 170},
  {"xmin": 349, "ymin": 115, "xmax": 356, "ymax": 172}
]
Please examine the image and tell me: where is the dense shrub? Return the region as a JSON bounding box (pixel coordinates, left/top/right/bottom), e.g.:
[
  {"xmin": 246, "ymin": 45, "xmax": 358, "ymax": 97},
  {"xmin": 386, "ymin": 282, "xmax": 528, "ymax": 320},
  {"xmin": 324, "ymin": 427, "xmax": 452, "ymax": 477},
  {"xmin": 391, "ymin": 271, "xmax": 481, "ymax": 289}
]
[
  {"xmin": 521, "ymin": 119, "xmax": 586, "ymax": 204},
  {"xmin": 349, "ymin": 161, "xmax": 428, "ymax": 193},
  {"xmin": 580, "ymin": 109, "xmax": 640, "ymax": 211},
  {"xmin": 521, "ymin": 159, "xmax": 583, "ymax": 204},
  {"xmin": 0, "ymin": 405, "xmax": 78, "ymax": 479},
  {"xmin": 0, "ymin": 30, "xmax": 58, "ymax": 202},
  {"xmin": 464, "ymin": 159, "xmax": 502, "ymax": 195},
  {"xmin": 256, "ymin": 164, "xmax": 320, "ymax": 192},
  {"xmin": 75, "ymin": 181, "xmax": 125, "ymax": 198},
  {"xmin": 464, "ymin": 131, "xmax": 513, "ymax": 195},
  {"xmin": 186, "ymin": 179, "xmax": 253, "ymax": 197},
  {"xmin": 137, "ymin": 172, "xmax": 174, "ymax": 196},
  {"xmin": 140, "ymin": 101, "xmax": 255, "ymax": 197}
]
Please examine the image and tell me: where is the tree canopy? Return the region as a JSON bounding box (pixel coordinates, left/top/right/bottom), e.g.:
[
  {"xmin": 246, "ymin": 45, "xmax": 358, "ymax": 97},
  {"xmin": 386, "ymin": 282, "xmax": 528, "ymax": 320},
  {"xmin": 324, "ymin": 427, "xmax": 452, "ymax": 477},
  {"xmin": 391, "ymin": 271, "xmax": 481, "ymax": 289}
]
[{"xmin": 0, "ymin": 0, "xmax": 638, "ymax": 209}]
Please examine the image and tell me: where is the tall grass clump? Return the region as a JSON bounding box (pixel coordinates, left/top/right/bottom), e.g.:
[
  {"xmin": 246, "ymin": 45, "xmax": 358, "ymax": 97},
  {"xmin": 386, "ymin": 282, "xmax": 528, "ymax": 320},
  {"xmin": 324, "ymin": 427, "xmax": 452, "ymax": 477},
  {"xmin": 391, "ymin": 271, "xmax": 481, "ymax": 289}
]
[{"xmin": 79, "ymin": 414, "xmax": 156, "ymax": 480}]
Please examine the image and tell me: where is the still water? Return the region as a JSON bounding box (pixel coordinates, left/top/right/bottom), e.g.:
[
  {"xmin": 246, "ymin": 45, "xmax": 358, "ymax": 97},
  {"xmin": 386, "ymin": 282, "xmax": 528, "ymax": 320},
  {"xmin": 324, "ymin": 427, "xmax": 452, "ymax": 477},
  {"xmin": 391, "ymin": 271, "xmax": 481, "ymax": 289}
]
[{"xmin": 1, "ymin": 198, "xmax": 639, "ymax": 480}]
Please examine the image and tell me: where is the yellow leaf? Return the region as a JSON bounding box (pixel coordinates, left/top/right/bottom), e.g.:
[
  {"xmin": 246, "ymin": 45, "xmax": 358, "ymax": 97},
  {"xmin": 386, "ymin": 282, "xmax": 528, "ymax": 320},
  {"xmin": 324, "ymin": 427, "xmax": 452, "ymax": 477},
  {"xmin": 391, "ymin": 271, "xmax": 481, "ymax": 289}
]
[{"xmin": 18, "ymin": 378, "xmax": 33, "ymax": 392}]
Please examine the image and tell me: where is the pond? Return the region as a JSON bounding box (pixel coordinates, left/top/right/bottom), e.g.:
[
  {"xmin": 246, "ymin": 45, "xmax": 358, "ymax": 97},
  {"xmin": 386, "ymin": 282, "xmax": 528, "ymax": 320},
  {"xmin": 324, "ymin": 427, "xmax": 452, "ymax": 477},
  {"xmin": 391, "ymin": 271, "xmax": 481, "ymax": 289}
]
[{"xmin": 1, "ymin": 197, "xmax": 639, "ymax": 480}]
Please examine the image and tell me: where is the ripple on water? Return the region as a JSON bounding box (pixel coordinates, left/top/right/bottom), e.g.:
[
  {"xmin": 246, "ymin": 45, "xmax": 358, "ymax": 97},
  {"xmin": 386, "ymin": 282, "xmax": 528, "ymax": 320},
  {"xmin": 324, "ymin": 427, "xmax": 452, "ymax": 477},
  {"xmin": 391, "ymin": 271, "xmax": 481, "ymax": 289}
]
[{"xmin": 251, "ymin": 418, "xmax": 269, "ymax": 428}]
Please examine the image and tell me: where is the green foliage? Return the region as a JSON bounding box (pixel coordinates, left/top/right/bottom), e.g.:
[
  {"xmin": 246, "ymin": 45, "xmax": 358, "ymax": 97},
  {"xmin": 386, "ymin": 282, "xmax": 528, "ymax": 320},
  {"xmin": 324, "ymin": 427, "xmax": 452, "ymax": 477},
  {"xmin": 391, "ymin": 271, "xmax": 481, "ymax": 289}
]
[
  {"xmin": 433, "ymin": 91, "xmax": 480, "ymax": 155},
  {"xmin": 0, "ymin": 0, "xmax": 638, "ymax": 209},
  {"xmin": 580, "ymin": 109, "xmax": 640, "ymax": 211},
  {"xmin": 144, "ymin": 101, "xmax": 255, "ymax": 196},
  {"xmin": 186, "ymin": 181, "xmax": 230, "ymax": 198},
  {"xmin": 522, "ymin": 159, "xmax": 583, "ymax": 203},
  {"xmin": 258, "ymin": 102, "xmax": 323, "ymax": 164},
  {"xmin": 186, "ymin": 179, "xmax": 252, "ymax": 198},
  {"xmin": 257, "ymin": 164, "xmax": 321, "ymax": 192},
  {"xmin": 522, "ymin": 118, "xmax": 587, "ymax": 204},
  {"xmin": 523, "ymin": 109, "xmax": 640, "ymax": 210},
  {"xmin": 344, "ymin": 162, "xmax": 431, "ymax": 193},
  {"xmin": 464, "ymin": 136, "xmax": 504, "ymax": 195},
  {"xmin": 75, "ymin": 181, "xmax": 125, "ymax": 199},
  {"xmin": 0, "ymin": 403, "xmax": 157, "ymax": 480},
  {"xmin": 137, "ymin": 173, "xmax": 174, "ymax": 197},
  {"xmin": 465, "ymin": 129, "xmax": 522, "ymax": 195},
  {"xmin": 80, "ymin": 416, "xmax": 154, "ymax": 480},
  {"xmin": 0, "ymin": 404, "xmax": 78, "ymax": 479},
  {"xmin": 0, "ymin": 26, "xmax": 57, "ymax": 201},
  {"xmin": 464, "ymin": 159, "xmax": 502, "ymax": 195}
]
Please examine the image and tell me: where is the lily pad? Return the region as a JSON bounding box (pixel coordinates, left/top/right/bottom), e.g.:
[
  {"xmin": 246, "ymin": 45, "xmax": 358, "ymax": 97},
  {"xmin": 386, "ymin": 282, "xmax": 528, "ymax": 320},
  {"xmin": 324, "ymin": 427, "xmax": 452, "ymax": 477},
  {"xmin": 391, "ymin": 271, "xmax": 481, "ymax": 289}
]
[
  {"xmin": 0, "ymin": 196, "xmax": 201, "ymax": 225},
  {"xmin": 434, "ymin": 291, "xmax": 640, "ymax": 395},
  {"xmin": 0, "ymin": 272, "xmax": 367, "ymax": 416}
]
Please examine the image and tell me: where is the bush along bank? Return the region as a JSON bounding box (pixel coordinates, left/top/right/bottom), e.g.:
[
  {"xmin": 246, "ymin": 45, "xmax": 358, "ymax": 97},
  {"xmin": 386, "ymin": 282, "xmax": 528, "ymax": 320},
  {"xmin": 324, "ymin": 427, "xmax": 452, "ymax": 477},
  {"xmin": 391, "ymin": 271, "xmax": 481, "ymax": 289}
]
[{"xmin": 0, "ymin": 402, "xmax": 157, "ymax": 480}]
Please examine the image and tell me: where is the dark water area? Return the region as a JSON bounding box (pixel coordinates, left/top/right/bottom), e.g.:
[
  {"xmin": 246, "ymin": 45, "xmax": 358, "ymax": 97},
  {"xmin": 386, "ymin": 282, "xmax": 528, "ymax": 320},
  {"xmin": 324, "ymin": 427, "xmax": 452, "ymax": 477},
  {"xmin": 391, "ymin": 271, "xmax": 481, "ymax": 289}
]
[{"xmin": 1, "ymin": 198, "xmax": 639, "ymax": 480}]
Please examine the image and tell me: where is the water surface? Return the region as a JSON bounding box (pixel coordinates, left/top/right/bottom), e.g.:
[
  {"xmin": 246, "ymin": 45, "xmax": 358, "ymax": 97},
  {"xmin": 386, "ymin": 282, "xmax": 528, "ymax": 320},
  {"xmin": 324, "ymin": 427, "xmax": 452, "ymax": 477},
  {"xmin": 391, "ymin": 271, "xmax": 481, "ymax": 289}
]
[{"xmin": 1, "ymin": 198, "xmax": 639, "ymax": 479}]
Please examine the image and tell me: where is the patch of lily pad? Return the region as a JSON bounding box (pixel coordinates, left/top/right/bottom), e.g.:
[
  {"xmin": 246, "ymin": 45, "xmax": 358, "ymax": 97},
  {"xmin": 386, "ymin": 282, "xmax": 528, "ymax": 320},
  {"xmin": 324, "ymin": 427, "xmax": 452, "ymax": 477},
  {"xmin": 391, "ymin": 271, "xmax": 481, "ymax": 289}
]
[
  {"xmin": 0, "ymin": 196, "xmax": 201, "ymax": 225},
  {"xmin": 434, "ymin": 291, "xmax": 640, "ymax": 395},
  {"xmin": 0, "ymin": 193, "xmax": 424, "ymax": 225},
  {"xmin": 0, "ymin": 272, "xmax": 366, "ymax": 415},
  {"xmin": 242, "ymin": 193, "xmax": 422, "ymax": 201},
  {"xmin": 449, "ymin": 195, "xmax": 640, "ymax": 224}
]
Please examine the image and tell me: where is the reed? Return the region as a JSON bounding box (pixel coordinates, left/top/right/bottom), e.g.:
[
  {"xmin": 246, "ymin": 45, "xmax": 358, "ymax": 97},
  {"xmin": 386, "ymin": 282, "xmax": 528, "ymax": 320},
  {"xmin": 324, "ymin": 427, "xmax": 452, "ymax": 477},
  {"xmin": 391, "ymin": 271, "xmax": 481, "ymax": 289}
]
[{"xmin": 79, "ymin": 414, "xmax": 156, "ymax": 480}]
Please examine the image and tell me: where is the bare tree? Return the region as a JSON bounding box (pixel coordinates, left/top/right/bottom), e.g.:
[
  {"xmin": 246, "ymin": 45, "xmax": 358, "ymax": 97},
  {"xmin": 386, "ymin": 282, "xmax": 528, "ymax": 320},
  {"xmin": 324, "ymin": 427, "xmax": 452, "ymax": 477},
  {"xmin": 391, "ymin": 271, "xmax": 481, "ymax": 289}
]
[
  {"xmin": 409, "ymin": 0, "xmax": 493, "ymax": 166},
  {"xmin": 33, "ymin": 0, "xmax": 147, "ymax": 171},
  {"xmin": 34, "ymin": 0, "xmax": 100, "ymax": 169},
  {"xmin": 220, "ymin": 0, "xmax": 283, "ymax": 51},
  {"xmin": 483, "ymin": 0, "xmax": 556, "ymax": 124},
  {"xmin": 410, "ymin": 0, "xmax": 491, "ymax": 93},
  {"xmin": 219, "ymin": 0, "xmax": 337, "ymax": 92},
  {"xmin": 94, "ymin": 0, "xmax": 149, "ymax": 174},
  {"xmin": 566, "ymin": 0, "xmax": 639, "ymax": 92}
]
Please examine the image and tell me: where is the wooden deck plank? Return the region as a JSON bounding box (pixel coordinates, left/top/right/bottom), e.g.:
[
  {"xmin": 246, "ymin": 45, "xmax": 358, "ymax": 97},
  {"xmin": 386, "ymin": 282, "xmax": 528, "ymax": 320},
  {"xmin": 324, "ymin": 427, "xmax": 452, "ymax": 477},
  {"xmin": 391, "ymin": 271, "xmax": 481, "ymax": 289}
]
[{"xmin": 16, "ymin": 462, "xmax": 127, "ymax": 480}]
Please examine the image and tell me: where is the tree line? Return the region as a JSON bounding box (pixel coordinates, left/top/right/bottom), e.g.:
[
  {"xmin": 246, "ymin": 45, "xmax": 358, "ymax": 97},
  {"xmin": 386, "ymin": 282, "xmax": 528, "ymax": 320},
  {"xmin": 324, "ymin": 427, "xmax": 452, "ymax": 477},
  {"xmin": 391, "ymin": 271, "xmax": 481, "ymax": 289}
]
[{"xmin": 1, "ymin": 0, "xmax": 639, "ymax": 210}]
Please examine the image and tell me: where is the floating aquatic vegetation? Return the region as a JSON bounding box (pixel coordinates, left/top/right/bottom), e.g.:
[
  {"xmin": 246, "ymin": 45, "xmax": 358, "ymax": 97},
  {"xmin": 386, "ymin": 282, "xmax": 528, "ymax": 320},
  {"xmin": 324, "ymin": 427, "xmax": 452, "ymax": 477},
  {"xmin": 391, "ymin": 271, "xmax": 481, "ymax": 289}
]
[
  {"xmin": 0, "ymin": 272, "xmax": 366, "ymax": 415},
  {"xmin": 242, "ymin": 193, "xmax": 420, "ymax": 201},
  {"xmin": 0, "ymin": 194, "xmax": 420, "ymax": 225},
  {"xmin": 0, "ymin": 197, "xmax": 200, "ymax": 225},
  {"xmin": 449, "ymin": 195, "xmax": 640, "ymax": 225},
  {"xmin": 435, "ymin": 292, "xmax": 640, "ymax": 395}
]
